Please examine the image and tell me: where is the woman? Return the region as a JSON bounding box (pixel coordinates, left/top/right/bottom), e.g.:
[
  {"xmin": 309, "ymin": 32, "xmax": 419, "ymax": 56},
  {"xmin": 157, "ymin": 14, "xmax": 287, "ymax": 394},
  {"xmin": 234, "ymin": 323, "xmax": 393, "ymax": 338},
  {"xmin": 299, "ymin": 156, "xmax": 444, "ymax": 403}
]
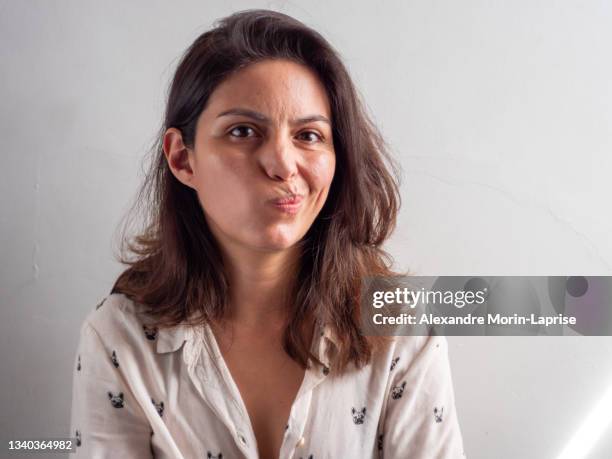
[{"xmin": 70, "ymin": 9, "xmax": 466, "ymax": 459}]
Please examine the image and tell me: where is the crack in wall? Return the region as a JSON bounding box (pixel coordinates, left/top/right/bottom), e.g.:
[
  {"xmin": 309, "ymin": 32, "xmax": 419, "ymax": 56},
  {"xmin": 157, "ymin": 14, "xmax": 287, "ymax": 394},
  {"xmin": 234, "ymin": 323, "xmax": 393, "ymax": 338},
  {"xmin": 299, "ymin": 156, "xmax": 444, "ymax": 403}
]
[{"xmin": 405, "ymin": 167, "xmax": 612, "ymax": 272}]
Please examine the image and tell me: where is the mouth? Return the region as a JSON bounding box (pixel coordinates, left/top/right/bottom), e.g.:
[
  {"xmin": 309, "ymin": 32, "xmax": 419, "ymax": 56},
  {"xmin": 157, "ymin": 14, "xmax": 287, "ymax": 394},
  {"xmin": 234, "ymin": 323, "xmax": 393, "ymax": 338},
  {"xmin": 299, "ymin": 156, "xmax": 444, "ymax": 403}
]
[{"xmin": 269, "ymin": 194, "xmax": 304, "ymax": 215}]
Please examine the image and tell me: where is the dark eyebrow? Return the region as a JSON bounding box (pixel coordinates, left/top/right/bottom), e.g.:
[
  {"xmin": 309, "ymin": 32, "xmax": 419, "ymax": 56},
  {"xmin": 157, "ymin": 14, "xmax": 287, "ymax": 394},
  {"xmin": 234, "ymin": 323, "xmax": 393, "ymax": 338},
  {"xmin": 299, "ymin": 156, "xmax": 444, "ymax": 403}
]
[{"xmin": 216, "ymin": 108, "xmax": 331, "ymax": 126}]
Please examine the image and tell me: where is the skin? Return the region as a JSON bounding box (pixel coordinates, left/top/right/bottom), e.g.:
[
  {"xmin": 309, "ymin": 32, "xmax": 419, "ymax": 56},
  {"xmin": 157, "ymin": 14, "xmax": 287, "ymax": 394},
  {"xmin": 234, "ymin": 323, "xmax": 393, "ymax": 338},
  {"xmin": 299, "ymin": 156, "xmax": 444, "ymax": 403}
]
[
  {"xmin": 163, "ymin": 58, "xmax": 336, "ymax": 457},
  {"xmin": 163, "ymin": 58, "xmax": 336, "ymax": 332}
]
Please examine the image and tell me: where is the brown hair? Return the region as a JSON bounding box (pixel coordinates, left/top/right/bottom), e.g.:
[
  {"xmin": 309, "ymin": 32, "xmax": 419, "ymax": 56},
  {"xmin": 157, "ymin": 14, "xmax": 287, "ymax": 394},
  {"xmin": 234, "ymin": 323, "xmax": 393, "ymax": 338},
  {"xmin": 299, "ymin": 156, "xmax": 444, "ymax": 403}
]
[{"xmin": 111, "ymin": 9, "xmax": 402, "ymax": 373}]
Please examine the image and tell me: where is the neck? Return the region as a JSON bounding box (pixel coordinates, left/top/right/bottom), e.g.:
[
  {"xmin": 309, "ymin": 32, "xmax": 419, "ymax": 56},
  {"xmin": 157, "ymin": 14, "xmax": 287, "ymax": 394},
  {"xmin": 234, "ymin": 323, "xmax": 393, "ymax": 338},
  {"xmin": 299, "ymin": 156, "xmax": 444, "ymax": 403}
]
[{"xmin": 219, "ymin": 241, "xmax": 302, "ymax": 331}]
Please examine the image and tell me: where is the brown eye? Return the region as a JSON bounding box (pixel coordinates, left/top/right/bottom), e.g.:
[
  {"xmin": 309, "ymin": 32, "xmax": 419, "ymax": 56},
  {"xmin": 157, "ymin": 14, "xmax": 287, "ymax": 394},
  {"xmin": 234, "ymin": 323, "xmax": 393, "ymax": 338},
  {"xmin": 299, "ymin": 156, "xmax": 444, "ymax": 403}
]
[
  {"xmin": 228, "ymin": 125, "xmax": 257, "ymax": 138},
  {"xmin": 298, "ymin": 131, "xmax": 323, "ymax": 143}
]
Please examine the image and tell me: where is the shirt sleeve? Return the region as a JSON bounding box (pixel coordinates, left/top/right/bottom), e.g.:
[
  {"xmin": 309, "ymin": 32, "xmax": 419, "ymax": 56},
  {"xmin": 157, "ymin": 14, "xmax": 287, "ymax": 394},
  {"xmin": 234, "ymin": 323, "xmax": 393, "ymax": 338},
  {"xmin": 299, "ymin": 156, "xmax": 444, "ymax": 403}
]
[
  {"xmin": 69, "ymin": 321, "xmax": 153, "ymax": 458},
  {"xmin": 380, "ymin": 334, "xmax": 466, "ymax": 459}
]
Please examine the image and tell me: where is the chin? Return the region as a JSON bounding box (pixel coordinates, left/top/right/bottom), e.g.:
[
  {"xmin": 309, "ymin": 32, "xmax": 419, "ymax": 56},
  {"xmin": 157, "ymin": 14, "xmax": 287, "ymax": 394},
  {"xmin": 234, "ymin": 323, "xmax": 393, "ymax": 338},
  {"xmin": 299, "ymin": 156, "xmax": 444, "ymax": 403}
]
[
  {"xmin": 256, "ymin": 237, "xmax": 299, "ymax": 252},
  {"xmin": 253, "ymin": 226, "xmax": 303, "ymax": 251}
]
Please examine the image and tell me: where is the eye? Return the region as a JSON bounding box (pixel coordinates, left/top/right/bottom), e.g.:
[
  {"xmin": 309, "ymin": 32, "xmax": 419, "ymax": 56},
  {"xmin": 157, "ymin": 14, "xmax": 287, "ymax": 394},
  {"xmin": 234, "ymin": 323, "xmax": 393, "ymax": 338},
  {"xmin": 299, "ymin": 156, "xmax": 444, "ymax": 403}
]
[
  {"xmin": 297, "ymin": 131, "xmax": 323, "ymax": 143},
  {"xmin": 228, "ymin": 125, "xmax": 258, "ymax": 139}
]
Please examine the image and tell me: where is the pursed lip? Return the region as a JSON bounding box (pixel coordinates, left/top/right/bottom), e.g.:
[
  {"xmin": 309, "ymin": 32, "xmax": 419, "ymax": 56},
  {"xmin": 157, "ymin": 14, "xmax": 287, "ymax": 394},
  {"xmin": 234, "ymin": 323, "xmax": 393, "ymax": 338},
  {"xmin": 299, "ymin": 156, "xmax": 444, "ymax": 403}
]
[
  {"xmin": 269, "ymin": 194, "xmax": 304, "ymax": 214},
  {"xmin": 272, "ymin": 195, "xmax": 303, "ymax": 205}
]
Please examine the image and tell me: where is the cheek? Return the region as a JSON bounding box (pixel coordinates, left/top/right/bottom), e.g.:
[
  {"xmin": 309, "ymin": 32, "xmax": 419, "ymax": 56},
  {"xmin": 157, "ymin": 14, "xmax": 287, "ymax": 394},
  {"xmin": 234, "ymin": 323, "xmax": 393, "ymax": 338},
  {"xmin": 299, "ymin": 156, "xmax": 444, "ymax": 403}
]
[
  {"xmin": 192, "ymin": 155, "xmax": 253, "ymax": 217},
  {"xmin": 307, "ymin": 154, "xmax": 336, "ymax": 190}
]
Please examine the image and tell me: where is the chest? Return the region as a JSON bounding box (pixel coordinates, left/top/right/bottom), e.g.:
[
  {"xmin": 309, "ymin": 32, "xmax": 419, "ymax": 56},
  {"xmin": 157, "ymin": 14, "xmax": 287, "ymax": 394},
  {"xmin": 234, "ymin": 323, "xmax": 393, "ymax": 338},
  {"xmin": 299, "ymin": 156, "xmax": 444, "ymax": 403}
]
[{"xmin": 213, "ymin": 331, "xmax": 308, "ymax": 458}]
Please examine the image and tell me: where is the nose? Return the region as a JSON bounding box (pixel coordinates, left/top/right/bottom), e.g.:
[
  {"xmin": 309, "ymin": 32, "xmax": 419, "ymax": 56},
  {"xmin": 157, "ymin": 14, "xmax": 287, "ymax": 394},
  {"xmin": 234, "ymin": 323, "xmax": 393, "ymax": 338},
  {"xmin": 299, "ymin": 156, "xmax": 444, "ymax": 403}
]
[{"xmin": 258, "ymin": 131, "xmax": 298, "ymax": 182}]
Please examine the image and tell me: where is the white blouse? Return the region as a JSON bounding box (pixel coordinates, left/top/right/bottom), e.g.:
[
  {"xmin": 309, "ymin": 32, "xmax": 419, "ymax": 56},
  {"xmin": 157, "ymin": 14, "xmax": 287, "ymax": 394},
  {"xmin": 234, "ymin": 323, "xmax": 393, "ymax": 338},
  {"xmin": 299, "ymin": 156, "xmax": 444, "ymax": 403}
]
[{"xmin": 70, "ymin": 293, "xmax": 466, "ymax": 458}]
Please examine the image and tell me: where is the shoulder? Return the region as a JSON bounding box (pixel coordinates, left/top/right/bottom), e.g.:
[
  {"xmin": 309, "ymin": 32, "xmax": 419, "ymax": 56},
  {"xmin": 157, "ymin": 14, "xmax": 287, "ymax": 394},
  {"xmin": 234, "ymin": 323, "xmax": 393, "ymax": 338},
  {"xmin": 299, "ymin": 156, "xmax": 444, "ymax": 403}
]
[
  {"xmin": 390, "ymin": 334, "xmax": 448, "ymax": 355},
  {"xmin": 79, "ymin": 293, "xmax": 156, "ymax": 347},
  {"xmin": 375, "ymin": 334, "xmax": 449, "ymax": 375},
  {"xmin": 83, "ymin": 292, "xmax": 147, "ymax": 331}
]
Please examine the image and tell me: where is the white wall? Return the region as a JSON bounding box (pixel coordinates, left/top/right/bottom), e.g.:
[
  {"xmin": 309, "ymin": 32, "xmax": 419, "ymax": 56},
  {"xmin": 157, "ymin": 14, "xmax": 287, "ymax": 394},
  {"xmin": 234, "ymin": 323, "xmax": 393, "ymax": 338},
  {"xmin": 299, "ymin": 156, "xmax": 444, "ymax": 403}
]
[{"xmin": 1, "ymin": 1, "xmax": 611, "ymax": 458}]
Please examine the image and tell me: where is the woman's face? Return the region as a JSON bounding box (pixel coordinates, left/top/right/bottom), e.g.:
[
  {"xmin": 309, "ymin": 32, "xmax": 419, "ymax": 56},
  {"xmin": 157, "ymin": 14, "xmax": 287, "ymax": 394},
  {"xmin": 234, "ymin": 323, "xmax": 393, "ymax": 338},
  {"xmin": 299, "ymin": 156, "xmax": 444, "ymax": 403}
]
[{"xmin": 175, "ymin": 59, "xmax": 336, "ymax": 253}]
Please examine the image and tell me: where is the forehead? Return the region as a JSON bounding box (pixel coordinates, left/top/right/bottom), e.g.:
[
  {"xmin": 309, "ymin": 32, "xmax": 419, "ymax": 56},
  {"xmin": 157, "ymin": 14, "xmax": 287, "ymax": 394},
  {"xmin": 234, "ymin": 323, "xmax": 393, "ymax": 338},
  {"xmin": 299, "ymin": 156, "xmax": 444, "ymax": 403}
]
[{"xmin": 205, "ymin": 59, "xmax": 331, "ymax": 118}]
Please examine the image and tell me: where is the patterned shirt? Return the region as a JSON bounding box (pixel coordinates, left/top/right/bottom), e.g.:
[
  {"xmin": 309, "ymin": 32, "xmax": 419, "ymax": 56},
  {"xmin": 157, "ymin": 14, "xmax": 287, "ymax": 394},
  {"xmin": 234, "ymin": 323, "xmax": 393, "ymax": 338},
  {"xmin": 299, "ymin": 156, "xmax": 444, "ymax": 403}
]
[{"xmin": 70, "ymin": 293, "xmax": 466, "ymax": 458}]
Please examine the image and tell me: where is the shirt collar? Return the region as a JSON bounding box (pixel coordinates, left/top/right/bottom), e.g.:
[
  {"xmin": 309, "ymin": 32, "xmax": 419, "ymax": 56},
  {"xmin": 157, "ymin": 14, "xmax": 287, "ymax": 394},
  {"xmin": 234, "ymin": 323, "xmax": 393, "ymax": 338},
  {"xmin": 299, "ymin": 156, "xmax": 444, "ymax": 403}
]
[
  {"xmin": 318, "ymin": 321, "xmax": 339, "ymax": 350},
  {"xmin": 156, "ymin": 324, "xmax": 188, "ymax": 353},
  {"xmin": 155, "ymin": 318, "xmax": 340, "ymax": 355}
]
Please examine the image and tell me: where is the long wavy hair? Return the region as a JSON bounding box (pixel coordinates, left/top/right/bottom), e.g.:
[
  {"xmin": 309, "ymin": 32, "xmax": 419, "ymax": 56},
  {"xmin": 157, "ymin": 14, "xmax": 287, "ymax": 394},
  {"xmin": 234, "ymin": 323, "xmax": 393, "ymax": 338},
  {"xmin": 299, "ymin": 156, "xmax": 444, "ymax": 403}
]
[{"xmin": 111, "ymin": 9, "xmax": 402, "ymax": 374}]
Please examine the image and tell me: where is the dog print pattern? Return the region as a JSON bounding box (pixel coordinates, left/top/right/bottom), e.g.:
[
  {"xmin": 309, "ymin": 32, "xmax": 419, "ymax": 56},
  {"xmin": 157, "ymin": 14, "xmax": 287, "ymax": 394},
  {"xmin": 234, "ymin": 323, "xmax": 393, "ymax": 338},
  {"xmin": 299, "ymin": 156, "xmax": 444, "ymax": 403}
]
[
  {"xmin": 71, "ymin": 295, "xmax": 464, "ymax": 458},
  {"xmin": 434, "ymin": 406, "xmax": 444, "ymax": 423},
  {"xmin": 108, "ymin": 391, "xmax": 124, "ymax": 408},
  {"xmin": 391, "ymin": 381, "xmax": 406, "ymax": 400},
  {"xmin": 351, "ymin": 407, "xmax": 366, "ymax": 425},
  {"xmin": 152, "ymin": 398, "xmax": 164, "ymax": 417}
]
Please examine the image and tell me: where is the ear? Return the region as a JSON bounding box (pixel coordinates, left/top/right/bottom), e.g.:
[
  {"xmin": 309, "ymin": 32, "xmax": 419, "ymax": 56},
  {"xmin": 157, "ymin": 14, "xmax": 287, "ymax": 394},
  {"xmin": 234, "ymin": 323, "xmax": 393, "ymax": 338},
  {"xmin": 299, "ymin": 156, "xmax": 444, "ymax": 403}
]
[{"xmin": 163, "ymin": 127, "xmax": 196, "ymax": 190}]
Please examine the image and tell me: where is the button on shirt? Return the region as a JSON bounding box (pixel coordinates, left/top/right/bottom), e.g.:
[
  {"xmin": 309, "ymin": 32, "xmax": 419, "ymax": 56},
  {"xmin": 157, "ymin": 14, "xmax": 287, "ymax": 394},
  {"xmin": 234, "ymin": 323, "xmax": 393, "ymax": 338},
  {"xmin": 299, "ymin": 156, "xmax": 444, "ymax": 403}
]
[{"xmin": 70, "ymin": 293, "xmax": 466, "ymax": 458}]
